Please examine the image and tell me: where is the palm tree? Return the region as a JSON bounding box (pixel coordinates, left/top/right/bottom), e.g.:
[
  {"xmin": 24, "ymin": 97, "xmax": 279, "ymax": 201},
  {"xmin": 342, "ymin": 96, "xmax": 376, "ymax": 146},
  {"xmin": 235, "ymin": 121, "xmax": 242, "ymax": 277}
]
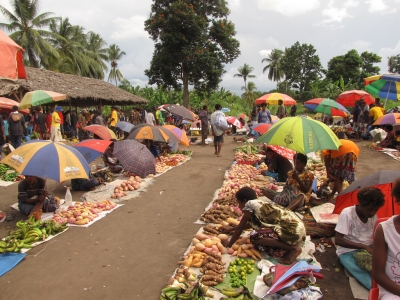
[
  {"xmin": 107, "ymin": 44, "xmax": 126, "ymax": 86},
  {"xmin": 262, "ymin": 49, "xmax": 285, "ymax": 83},
  {"xmin": 0, "ymin": 0, "xmax": 61, "ymax": 68},
  {"xmin": 234, "ymin": 64, "xmax": 256, "ymax": 89},
  {"xmin": 84, "ymin": 32, "xmax": 108, "ymax": 79},
  {"xmin": 241, "ymin": 81, "xmax": 257, "ymax": 107}
]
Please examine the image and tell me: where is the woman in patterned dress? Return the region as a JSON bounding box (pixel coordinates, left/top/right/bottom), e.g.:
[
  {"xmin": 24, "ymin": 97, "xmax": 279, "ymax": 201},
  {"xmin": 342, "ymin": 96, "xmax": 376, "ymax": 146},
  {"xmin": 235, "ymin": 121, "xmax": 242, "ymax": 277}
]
[{"xmin": 222, "ymin": 187, "xmax": 306, "ymax": 265}]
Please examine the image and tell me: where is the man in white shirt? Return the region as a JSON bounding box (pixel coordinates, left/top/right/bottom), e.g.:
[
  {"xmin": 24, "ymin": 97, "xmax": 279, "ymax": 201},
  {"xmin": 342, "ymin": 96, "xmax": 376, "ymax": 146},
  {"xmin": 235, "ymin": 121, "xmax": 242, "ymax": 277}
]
[{"xmin": 145, "ymin": 110, "xmax": 156, "ymax": 126}]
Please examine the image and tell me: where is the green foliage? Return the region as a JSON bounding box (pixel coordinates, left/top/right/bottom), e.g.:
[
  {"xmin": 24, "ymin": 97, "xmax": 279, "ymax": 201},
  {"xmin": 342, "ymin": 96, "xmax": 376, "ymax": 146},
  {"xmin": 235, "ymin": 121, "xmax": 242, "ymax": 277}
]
[
  {"xmin": 262, "ymin": 49, "xmax": 285, "ymax": 83},
  {"xmin": 388, "ymin": 55, "xmax": 400, "ymax": 74},
  {"xmin": 144, "ymin": 0, "xmax": 240, "ymax": 108},
  {"xmin": 234, "ymin": 63, "xmax": 256, "ymax": 88},
  {"xmin": 107, "ymin": 44, "xmax": 126, "ymax": 86},
  {"xmin": 280, "ymin": 42, "xmax": 324, "ymax": 101}
]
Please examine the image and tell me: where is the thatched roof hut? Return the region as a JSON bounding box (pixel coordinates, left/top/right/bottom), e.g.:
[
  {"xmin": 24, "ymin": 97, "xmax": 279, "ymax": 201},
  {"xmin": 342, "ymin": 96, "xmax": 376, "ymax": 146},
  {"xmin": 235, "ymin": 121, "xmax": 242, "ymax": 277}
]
[{"xmin": 0, "ymin": 67, "xmax": 148, "ymax": 106}]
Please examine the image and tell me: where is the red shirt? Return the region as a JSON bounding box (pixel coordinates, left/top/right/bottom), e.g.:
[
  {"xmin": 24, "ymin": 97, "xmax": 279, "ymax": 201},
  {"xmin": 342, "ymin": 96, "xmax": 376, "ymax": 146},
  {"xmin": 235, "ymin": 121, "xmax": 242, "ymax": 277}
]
[{"xmin": 57, "ymin": 111, "xmax": 64, "ymax": 124}]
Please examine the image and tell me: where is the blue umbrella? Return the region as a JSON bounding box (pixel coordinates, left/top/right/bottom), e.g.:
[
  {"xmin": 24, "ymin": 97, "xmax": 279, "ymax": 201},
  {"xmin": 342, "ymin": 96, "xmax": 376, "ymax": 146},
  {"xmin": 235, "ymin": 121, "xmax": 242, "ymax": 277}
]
[
  {"xmin": 222, "ymin": 107, "xmax": 231, "ymax": 113},
  {"xmin": 116, "ymin": 121, "xmax": 135, "ymax": 133}
]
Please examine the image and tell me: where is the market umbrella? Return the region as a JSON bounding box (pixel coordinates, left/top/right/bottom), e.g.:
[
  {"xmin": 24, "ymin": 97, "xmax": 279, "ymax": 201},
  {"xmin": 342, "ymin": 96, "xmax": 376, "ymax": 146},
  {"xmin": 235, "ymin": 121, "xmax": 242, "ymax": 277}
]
[
  {"xmin": 265, "ymin": 145, "xmax": 296, "ymax": 161},
  {"xmin": 257, "ymin": 116, "xmax": 341, "ymax": 154},
  {"xmin": 373, "ymin": 113, "xmax": 400, "ymax": 125},
  {"xmin": 226, "ymin": 116, "xmax": 243, "ymax": 128},
  {"xmin": 162, "ymin": 125, "xmax": 190, "ymax": 147},
  {"xmin": 271, "ymin": 115, "xmax": 280, "ymax": 124},
  {"xmin": 221, "ymin": 107, "xmax": 230, "ymax": 113},
  {"xmin": 237, "ymin": 113, "xmax": 249, "ymax": 122},
  {"xmin": 116, "ymin": 121, "xmax": 135, "ymax": 133},
  {"xmin": 113, "ymin": 140, "xmax": 155, "ymax": 178},
  {"xmin": 73, "ymin": 139, "xmax": 112, "ymax": 163},
  {"xmin": 304, "ymin": 98, "xmax": 349, "ymax": 117},
  {"xmin": 251, "ymin": 123, "xmax": 271, "ymax": 134},
  {"xmin": 162, "ymin": 104, "xmax": 196, "ymax": 121},
  {"xmin": 336, "ymin": 90, "xmax": 376, "ymax": 106},
  {"xmin": 334, "ymin": 170, "xmax": 400, "ymax": 218},
  {"xmin": 0, "ymin": 29, "xmax": 27, "ymax": 81},
  {"xmin": 255, "ymin": 93, "xmax": 296, "ymax": 106},
  {"xmin": 0, "ymin": 140, "xmax": 89, "ymax": 182},
  {"xmin": 85, "ymin": 125, "xmax": 117, "ymax": 141},
  {"xmin": 19, "ymin": 90, "xmax": 66, "ymax": 109},
  {"xmin": 128, "ymin": 125, "xmax": 170, "ymax": 142},
  {"xmin": 365, "ymin": 74, "xmax": 400, "ymax": 101},
  {"xmin": 0, "ymin": 97, "xmax": 29, "ymax": 114}
]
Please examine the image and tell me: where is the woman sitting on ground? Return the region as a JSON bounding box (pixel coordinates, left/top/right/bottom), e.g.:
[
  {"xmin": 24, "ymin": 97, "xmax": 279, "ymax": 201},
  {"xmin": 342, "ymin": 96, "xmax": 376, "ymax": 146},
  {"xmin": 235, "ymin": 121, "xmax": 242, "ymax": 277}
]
[
  {"xmin": 103, "ymin": 142, "xmax": 123, "ymax": 173},
  {"xmin": 221, "ymin": 187, "xmax": 306, "ymax": 265},
  {"xmin": 262, "ymin": 153, "xmax": 314, "ymax": 211},
  {"xmin": 380, "ymin": 124, "xmax": 395, "ymax": 148},
  {"xmin": 260, "ymin": 145, "xmax": 293, "ymax": 182}
]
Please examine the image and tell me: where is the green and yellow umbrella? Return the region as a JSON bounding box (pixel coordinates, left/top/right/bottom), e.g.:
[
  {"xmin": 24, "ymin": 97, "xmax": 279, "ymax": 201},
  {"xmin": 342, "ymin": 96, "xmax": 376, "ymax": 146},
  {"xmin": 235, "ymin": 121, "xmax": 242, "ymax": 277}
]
[
  {"xmin": 19, "ymin": 90, "xmax": 66, "ymax": 109},
  {"xmin": 257, "ymin": 116, "xmax": 341, "ymax": 154}
]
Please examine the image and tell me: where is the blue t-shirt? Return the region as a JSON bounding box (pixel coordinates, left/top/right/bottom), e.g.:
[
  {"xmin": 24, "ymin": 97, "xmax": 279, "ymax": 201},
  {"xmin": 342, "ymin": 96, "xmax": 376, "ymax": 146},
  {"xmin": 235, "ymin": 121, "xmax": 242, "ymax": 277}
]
[
  {"xmin": 353, "ymin": 106, "xmax": 362, "ymax": 123},
  {"xmin": 149, "ymin": 145, "xmax": 159, "ymax": 158},
  {"xmin": 258, "ymin": 110, "xmax": 271, "ymax": 124}
]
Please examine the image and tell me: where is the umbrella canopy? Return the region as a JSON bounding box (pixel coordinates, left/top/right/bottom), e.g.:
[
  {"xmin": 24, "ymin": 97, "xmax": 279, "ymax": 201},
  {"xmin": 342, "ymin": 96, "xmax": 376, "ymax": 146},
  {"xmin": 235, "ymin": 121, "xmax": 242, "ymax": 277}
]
[
  {"xmin": 266, "ymin": 144, "xmax": 296, "ymax": 161},
  {"xmin": 334, "ymin": 170, "xmax": 400, "ymax": 218},
  {"xmin": 257, "ymin": 116, "xmax": 341, "ymax": 154},
  {"xmin": 131, "ymin": 123, "xmax": 179, "ymax": 143},
  {"xmin": 255, "ymin": 93, "xmax": 296, "ymax": 106},
  {"xmin": 0, "ymin": 29, "xmax": 27, "ymax": 81},
  {"xmin": 162, "ymin": 104, "xmax": 196, "ymax": 121},
  {"xmin": 113, "ymin": 140, "xmax": 155, "ymax": 178},
  {"xmin": 365, "ymin": 74, "xmax": 400, "ymax": 101},
  {"xmin": 116, "ymin": 121, "xmax": 135, "ymax": 133},
  {"xmin": 19, "ymin": 90, "xmax": 66, "ymax": 109},
  {"xmin": 0, "ymin": 97, "xmax": 29, "ymax": 114},
  {"xmin": 271, "ymin": 115, "xmax": 280, "ymax": 124},
  {"xmin": 251, "ymin": 123, "xmax": 271, "ymax": 134},
  {"xmin": 304, "ymin": 98, "xmax": 349, "ymax": 117},
  {"xmin": 226, "ymin": 116, "xmax": 243, "ymax": 128},
  {"xmin": 85, "ymin": 125, "xmax": 117, "ymax": 140},
  {"xmin": 74, "ymin": 139, "xmax": 112, "ymax": 163},
  {"xmin": 373, "ymin": 113, "xmax": 400, "ymax": 125},
  {"xmin": 221, "ymin": 107, "xmax": 230, "ymax": 113},
  {"xmin": 336, "ymin": 90, "xmax": 376, "ymax": 106},
  {"xmin": 237, "ymin": 113, "xmax": 249, "ymax": 122},
  {"xmin": 0, "ymin": 140, "xmax": 89, "ymax": 182},
  {"xmin": 128, "ymin": 125, "xmax": 170, "ymax": 142},
  {"xmin": 162, "ymin": 125, "xmax": 190, "ymax": 147}
]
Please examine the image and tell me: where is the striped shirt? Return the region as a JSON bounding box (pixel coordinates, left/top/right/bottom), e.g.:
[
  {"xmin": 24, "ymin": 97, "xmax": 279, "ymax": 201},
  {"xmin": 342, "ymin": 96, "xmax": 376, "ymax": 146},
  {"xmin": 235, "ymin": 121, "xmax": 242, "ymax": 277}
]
[{"xmin": 18, "ymin": 177, "xmax": 46, "ymax": 204}]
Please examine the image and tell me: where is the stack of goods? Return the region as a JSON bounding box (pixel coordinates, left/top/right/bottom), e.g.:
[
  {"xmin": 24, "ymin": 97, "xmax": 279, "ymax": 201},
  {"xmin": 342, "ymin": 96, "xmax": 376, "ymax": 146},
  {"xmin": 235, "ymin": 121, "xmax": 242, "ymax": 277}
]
[
  {"xmin": 156, "ymin": 154, "xmax": 191, "ymax": 173},
  {"xmin": 111, "ymin": 176, "xmax": 142, "ymax": 199},
  {"xmin": 234, "ymin": 152, "xmax": 260, "ymax": 165},
  {"xmin": 0, "ymin": 217, "xmax": 67, "ymax": 253}
]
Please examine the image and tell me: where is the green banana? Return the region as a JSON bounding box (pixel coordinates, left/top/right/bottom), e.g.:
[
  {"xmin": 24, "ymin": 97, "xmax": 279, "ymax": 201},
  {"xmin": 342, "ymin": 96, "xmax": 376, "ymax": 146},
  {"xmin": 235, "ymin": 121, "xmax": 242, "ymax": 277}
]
[
  {"xmin": 20, "ymin": 244, "xmax": 33, "ymax": 249},
  {"xmin": 161, "ymin": 287, "xmax": 180, "ymax": 293},
  {"xmin": 221, "ymin": 288, "xmax": 243, "ymax": 297},
  {"xmin": 233, "ymin": 294, "xmax": 245, "ymax": 300},
  {"xmin": 0, "ymin": 240, "xmax": 8, "ymax": 248},
  {"xmin": 5, "ymin": 242, "xmax": 17, "ymax": 252}
]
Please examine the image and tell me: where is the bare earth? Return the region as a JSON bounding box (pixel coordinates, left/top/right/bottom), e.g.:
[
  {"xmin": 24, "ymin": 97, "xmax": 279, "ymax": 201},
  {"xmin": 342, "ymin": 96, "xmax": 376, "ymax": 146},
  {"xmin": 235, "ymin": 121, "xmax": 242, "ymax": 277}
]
[{"xmin": 0, "ymin": 136, "xmax": 397, "ymax": 300}]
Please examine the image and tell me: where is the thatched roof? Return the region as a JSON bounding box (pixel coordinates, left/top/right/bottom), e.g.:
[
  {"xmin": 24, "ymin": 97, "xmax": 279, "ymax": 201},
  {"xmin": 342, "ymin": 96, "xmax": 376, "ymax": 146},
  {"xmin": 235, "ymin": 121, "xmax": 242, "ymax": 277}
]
[{"xmin": 0, "ymin": 67, "xmax": 148, "ymax": 106}]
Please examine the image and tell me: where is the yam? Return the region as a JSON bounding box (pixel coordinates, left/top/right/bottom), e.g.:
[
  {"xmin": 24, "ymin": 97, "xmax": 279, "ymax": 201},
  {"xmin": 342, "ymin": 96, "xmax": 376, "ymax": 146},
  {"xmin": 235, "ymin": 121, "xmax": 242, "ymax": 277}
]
[
  {"xmin": 217, "ymin": 234, "xmax": 229, "ymax": 241},
  {"xmin": 194, "ymin": 233, "xmax": 209, "ymax": 241},
  {"xmin": 244, "ymin": 249, "xmax": 257, "ymax": 260},
  {"xmin": 250, "ymin": 248, "xmax": 262, "ymax": 260},
  {"xmin": 237, "ymin": 246, "xmax": 242, "ymax": 256},
  {"xmin": 238, "ymin": 253, "xmax": 248, "ymax": 258},
  {"xmin": 192, "ymin": 238, "xmax": 200, "ymax": 245},
  {"xmin": 216, "ymin": 242, "xmax": 226, "ymax": 254},
  {"xmin": 195, "ymin": 243, "xmax": 206, "ymax": 251}
]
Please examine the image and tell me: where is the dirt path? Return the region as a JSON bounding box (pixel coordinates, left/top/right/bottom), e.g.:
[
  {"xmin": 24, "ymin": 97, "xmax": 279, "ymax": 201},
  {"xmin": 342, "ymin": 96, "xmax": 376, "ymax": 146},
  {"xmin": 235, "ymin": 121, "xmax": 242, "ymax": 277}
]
[{"xmin": 0, "ymin": 137, "xmax": 397, "ymax": 299}]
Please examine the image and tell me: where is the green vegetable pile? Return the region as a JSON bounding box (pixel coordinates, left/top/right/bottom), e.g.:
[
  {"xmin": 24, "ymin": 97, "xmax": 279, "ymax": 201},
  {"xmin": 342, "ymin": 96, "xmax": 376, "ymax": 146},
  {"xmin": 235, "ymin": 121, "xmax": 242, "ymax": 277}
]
[{"xmin": 0, "ymin": 164, "xmax": 19, "ymax": 181}]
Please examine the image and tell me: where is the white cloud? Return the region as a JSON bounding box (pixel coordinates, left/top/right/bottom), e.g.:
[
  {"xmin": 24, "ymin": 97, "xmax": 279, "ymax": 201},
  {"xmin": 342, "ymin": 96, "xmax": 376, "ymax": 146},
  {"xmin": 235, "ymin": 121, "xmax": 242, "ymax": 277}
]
[
  {"xmin": 228, "ymin": 0, "xmax": 242, "ymax": 10},
  {"xmin": 366, "ymin": 0, "xmax": 397, "ymax": 14},
  {"xmin": 111, "ymin": 15, "xmax": 148, "ymax": 40},
  {"xmin": 259, "ymin": 49, "xmax": 272, "ymax": 57},
  {"xmin": 341, "ymin": 40, "xmax": 372, "ymax": 52},
  {"xmin": 343, "ymin": 0, "xmax": 359, "ymax": 7},
  {"xmin": 321, "ymin": 6, "xmax": 352, "ymax": 23},
  {"xmin": 256, "ymin": 0, "xmax": 320, "ymax": 16}
]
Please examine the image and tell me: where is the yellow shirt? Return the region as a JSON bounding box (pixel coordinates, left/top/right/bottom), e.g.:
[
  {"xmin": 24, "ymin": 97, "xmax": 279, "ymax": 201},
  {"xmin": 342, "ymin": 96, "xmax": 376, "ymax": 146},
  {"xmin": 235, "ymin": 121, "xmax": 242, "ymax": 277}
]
[
  {"xmin": 51, "ymin": 111, "xmax": 60, "ymax": 126},
  {"xmin": 369, "ymin": 107, "xmax": 384, "ymax": 121},
  {"xmin": 110, "ymin": 110, "xmax": 117, "ymax": 126}
]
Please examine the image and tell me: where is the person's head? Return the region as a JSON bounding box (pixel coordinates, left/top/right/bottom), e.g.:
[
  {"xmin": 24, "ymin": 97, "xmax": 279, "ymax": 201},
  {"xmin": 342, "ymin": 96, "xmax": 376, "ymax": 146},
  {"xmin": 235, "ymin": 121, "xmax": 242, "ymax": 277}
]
[
  {"xmin": 395, "ymin": 130, "xmax": 400, "ymax": 137},
  {"xmin": 81, "ymin": 109, "xmax": 86, "ymax": 115},
  {"xmin": 354, "ymin": 100, "xmax": 359, "ymax": 107},
  {"xmin": 107, "ymin": 141, "xmax": 115, "ymax": 152},
  {"xmin": 392, "ymin": 177, "xmax": 400, "ymax": 203},
  {"xmin": 370, "ymin": 104, "xmax": 375, "ymax": 109},
  {"xmin": 72, "ymin": 110, "xmax": 76, "ymax": 114},
  {"xmin": 261, "ymin": 103, "xmax": 266, "ymax": 110},
  {"xmin": 278, "ymin": 99, "xmax": 283, "ymax": 106},
  {"xmin": 202, "ymin": 105, "xmax": 207, "ymax": 110},
  {"xmin": 294, "ymin": 153, "xmax": 307, "ymax": 172},
  {"xmin": 235, "ymin": 187, "xmax": 257, "ymax": 209},
  {"xmin": 383, "ymin": 124, "xmax": 393, "ymax": 132},
  {"xmin": 25, "ymin": 175, "xmax": 37, "ymax": 185},
  {"xmin": 12, "ymin": 105, "xmax": 18, "ymax": 112},
  {"xmin": 357, "ymin": 187, "xmax": 385, "ymax": 218},
  {"xmin": 215, "ymin": 104, "xmax": 222, "ymax": 111},
  {"xmin": 264, "ymin": 147, "xmax": 276, "ymax": 160},
  {"xmin": 111, "ymin": 106, "xmax": 116, "ymax": 111}
]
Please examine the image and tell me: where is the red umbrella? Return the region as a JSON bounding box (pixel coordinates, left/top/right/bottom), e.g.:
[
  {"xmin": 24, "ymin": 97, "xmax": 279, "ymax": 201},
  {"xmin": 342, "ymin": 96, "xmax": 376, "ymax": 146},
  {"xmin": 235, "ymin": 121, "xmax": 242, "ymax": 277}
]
[
  {"xmin": 73, "ymin": 139, "xmax": 112, "ymax": 163},
  {"xmin": 0, "ymin": 97, "xmax": 29, "ymax": 115},
  {"xmin": 85, "ymin": 125, "xmax": 117, "ymax": 140},
  {"xmin": 113, "ymin": 140, "xmax": 155, "ymax": 178},
  {"xmin": 0, "ymin": 29, "xmax": 27, "ymax": 81},
  {"xmin": 266, "ymin": 145, "xmax": 296, "ymax": 161},
  {"xmin": 255, "ymin": 93, "xmax": 296, "ymax": 106},
  {"xmin": 226, "ymin": 116, "xmax": 243, "ymax": 128},
  {"xmin": 334, "ymin": 170, "xmax": 400, "ymax": 218},
  {"xmin": 251, "ymin": 123, "xmax": 271, "ymax": 134},
  {"xmin": 336, "ymin": 90, "xmax": 376, "ymax": 106}
]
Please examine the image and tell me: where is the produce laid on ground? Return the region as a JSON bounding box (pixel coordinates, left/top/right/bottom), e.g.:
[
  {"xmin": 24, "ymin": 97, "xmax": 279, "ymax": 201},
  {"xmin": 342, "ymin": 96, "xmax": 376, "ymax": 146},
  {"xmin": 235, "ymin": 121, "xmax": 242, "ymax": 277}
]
[
  {"xmin": 160, "ymin": 281, "xmax": 214, "ymax": 300},
  {"xmin": 111, "ymin": 176, "xmax": 142, "ymax": 199},
  {"xmin": 156, "ymin": 154, "xmax": 191, "ymax": 173},
  {"xmin": 234, "ymin": 144, "xmax": 260, "ymax": 155},
  {"xmin": 234, "ymin": 152, "xmax": 260, "ymax": 165},
  {"xmin": 199, "ymin": 206, "xmax": 242, "ymax": 224},
  {"xmin": 0, "ymin": 163, "xmax": 23, "ymax": 182},
  {"xmin": 0, "ymin": 216, "xmax": 67, "ymax": 253},
  {"xmin": 52, "ymin": 199, "xmax": 117, "ymax": 225}
]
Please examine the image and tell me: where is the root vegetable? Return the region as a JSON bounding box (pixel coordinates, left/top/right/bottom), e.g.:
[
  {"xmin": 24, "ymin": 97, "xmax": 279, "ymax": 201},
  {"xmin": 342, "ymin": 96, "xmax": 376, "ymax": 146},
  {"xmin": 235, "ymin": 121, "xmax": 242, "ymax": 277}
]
[
  {"xmin": 194, "ymin": 233, "xmax": 209, "ymax": 241},
  {"xmin": 238, "ymin": 253, "xmax": 248, "ymax": 258},
  {"xmin": 192, "ymin": 238, "xmax": 200, "ymax": 245},
  {"xmin": 217, "ymin": 234, "xmax": 229, "ymax": 241},
  {"xmin": 227, "ymin": 248, "xmax": 234, "ymax": 255},
  {"xmin": 195, "ymin": 243, "xmax": 206, "ymax": 251},
  {"xmin": 211, "ymin": 245, "xmax": 219, "ymax": 253},
  {"xmin": 216, "ymin": 242, "xmax": 226, "ymax": 254}
]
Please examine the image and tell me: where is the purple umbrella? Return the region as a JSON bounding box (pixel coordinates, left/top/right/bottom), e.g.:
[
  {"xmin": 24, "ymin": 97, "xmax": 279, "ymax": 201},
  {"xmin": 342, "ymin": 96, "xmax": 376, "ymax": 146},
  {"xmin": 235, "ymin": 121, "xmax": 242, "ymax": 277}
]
[{"xmin": 113, "ymin": 140, "xmax": 156, "ymax": 178}]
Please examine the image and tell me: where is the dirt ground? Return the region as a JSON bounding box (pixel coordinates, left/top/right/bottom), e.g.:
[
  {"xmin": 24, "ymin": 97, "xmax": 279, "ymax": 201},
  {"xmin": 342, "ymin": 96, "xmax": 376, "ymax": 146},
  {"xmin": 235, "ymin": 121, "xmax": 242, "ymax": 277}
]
[{"xmin": 0, "ymin": 136, "xmax": 397, "ymax": 300}]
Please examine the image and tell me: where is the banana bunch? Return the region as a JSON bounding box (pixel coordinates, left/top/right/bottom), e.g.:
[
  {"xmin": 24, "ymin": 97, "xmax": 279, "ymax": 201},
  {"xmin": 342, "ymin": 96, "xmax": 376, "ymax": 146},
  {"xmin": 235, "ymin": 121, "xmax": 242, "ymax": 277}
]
[
  {"xmin": 220, "ymin": 285, "xmax": 253, "ymax": 300},
  {"xmin": 160, "ymin": 282, "xmax": 212, "ymax": 300}
]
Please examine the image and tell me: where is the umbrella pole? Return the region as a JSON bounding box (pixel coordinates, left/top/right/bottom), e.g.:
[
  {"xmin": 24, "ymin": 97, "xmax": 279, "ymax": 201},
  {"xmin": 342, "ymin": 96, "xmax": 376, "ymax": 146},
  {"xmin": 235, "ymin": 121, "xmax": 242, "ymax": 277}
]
[{"xmin": 384, "ymin": 81, "xmax": 392, "ymax": 109}]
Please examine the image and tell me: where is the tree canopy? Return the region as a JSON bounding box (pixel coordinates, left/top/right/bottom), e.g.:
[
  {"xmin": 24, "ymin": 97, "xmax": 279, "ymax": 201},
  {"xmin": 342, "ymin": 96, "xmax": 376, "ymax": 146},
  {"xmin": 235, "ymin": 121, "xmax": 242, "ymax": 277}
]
[{"xmin": 144, "ymin": 0, "xmax": 240, "ymax": 108}]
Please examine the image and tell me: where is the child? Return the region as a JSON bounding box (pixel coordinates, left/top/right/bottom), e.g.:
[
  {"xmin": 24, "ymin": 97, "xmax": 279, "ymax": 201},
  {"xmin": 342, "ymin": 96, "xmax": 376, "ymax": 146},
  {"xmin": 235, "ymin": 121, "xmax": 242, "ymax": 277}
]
[
  {"xmin": 372, "ymin": 178, "xmax": 400, "ymax": 299},
  {"xmin": 335, "ymin": 187, "xmax": 385, "ymax": 290}
]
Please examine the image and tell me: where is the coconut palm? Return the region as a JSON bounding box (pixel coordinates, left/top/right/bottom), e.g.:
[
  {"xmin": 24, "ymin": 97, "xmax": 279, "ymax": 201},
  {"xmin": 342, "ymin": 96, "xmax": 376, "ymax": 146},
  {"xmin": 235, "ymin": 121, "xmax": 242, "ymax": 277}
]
[
  {"xmin": 0, "ymin": 0, "xmax": 61, "ymax": 68},
  {"xmin": 241, "ymin": 81, "xmax": 257, "ymax": 107},
  {"xmin": 262, "ymin": 49, "xmax": 285, "ymax": 83},
  {"xmin": 84, "ymin": 32, "xmax": 108, "ymax": 79},
  {"xmin": 107, "ymin": 44, "xmax": 126, "ymax": 86},
  {"xmin": 234, "ymin": 64, "xmax": 256, "ymax": 89}
]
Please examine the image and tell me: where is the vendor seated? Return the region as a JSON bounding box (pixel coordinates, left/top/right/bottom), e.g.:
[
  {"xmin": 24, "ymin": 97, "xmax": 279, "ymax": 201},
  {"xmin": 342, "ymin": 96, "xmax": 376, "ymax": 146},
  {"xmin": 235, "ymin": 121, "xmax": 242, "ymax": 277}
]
[
  {"xmin": 335, "ymin": 187, "xmax": 384, "ymax": 290},
  {"xmin": 262, "ymin": 153, "xmax": 314, "ymax": 211},
  {"xmin": 380, "ymin": 124, "xmax": 395, "ymax": 148},
  {"xmin": 18, "ymin": 176, "xmax": 47, "ymax": 217},
  {"xmin": 145, "ymin": 139, "xmax": 161, "ymax": 161},
  {"xmin": 103, "ymin": 142, "xmax": 123, "ymax": 173},
  {"xmin": 71, "ymin": 177, "xmax": 104, "ymax": 191},
  {"xmin": 260, "ymin": 145, "xmax": 293, "ymax": 182}
]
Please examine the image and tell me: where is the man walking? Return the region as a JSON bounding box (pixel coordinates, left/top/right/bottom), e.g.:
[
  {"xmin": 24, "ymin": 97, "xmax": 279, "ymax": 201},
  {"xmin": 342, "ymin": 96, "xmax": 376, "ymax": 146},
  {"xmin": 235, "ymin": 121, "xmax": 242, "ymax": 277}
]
[
  {"xmin": 8, "ymin": 105, "xmax": 25, "ymax": 148},
  {"xmin": 77, "ymin": 109, "xmax": 89, "ymax": 141},
  {"xmin": 277, "ymin": 99, "xmax": 287, "ymax": 119},
  {"xmin": 51, "ymin": 105, "xmax": 62, "ymax": 142},
  {"xmin": 34, "ymin": 107, "xmax": 47, "ymax": 140},
  {"xmin": 211, "ymin": 104, "xmax": 227, "ymax": 157},
  {"xmin": 198, "ymin": 105, "xmax": 209, "ymax": 146}
]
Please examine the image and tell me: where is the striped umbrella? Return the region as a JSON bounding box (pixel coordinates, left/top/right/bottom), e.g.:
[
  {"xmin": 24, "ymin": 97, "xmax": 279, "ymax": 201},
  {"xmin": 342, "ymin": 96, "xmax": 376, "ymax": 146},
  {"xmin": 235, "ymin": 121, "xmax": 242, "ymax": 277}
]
[
  {"xmin": 162, "ymin": 125, "xmax": 190, "ymax": 147},
  {"xmin": 304, "ymin": 98, "xmax": 349, "ymax": 117},
  {"xmin": 128, "ymin": 125, "xmax": 170, "ymax": 142},
  {"xmin": 257, "ymin": 116, "xmax": 341, "ymax": 154},
  {"xmin": 373, "ymin": 113, "xmax": 400, "ymax": 125},
  {"xmin": 19, "ymin": 90, "xmax": 66, "ymax": 109},
  {"xmin": 255, "ymin": 93, "xmax": 296, "ymax": 106},
  {"xmin": 113, "ymin": 140, "xmax": 155, "ymax": 178},
  {"xmin": 365, "ymin": 74, "xmax": 400, "ymax": 101},
  {"xmin": 0, "ymin": 140, "xmax": 89, "ymax": 182}
]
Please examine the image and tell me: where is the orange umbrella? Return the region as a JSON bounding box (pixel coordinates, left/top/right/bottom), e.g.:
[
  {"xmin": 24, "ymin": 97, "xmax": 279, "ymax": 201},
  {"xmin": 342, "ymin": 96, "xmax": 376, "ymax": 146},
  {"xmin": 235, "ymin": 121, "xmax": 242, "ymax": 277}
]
[
  {"xmin": 85, "ymin": 125, "xmax": 117, "ymax": 140},
  {"xmin": 255, "ymin": 93, "xmax": 296, "ymax": 106},
  {"xmin": 0, "ymin": 29, "xmax": 27, "ymax": 80},
  {"xmin": 0, "ymin": 97, "xmax": 29, "ymax": 114},
  {"xmin": 162, "ymin": 125, "xmax": 190, "ymax": 147}
]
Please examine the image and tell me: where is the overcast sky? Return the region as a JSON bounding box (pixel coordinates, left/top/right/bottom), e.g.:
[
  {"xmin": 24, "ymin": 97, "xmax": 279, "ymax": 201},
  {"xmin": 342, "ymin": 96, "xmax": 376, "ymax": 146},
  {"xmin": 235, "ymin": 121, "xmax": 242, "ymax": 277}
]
[{"xmin": 1, "ymin": 0, "xmax": 399, "ymax": 95}]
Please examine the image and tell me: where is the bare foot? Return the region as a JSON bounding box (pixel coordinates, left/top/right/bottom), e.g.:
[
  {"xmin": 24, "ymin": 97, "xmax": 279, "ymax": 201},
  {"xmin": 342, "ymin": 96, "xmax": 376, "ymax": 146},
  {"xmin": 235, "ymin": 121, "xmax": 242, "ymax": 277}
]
[
  {"xmin": 217, "ymin": 154, "xmax": 221, "ymax": 157},
  {"xmin": 279, "ymin": 246, "xmax": 302, "ymax": 265}
]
